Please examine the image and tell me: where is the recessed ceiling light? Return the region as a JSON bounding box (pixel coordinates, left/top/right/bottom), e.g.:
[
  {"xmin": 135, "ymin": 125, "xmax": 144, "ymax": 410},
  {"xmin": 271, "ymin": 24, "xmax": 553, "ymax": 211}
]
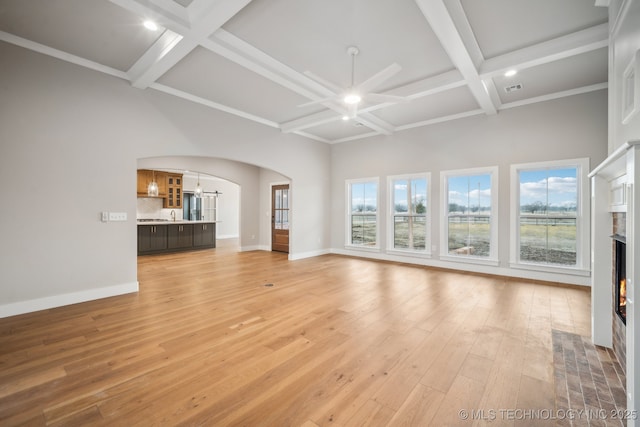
[
  {"xmin": 342, "ymin": 115, "xmax": 350, "ymax": 121},
  {"xmin": 143, "ymin": 20, "xmax": 158, "ymax": 31},
  {"xmin": 504, "ymin": 69, "xmax": 518, "ymax": 77}
]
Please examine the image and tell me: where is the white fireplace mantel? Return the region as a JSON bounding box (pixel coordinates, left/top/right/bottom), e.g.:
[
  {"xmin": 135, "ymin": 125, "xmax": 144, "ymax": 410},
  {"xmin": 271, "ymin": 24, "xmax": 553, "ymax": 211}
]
[{"xmin": 590, "ymin": 139, "xmax": 640, "ymax": 421}]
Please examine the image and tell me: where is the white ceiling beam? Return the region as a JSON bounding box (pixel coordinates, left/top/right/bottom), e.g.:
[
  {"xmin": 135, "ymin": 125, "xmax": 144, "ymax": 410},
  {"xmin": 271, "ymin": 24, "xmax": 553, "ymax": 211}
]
[
  {"xmin": 356, "ymin": 113, "xmax": 395, "ymax": 135},
  {"xmin": 482, "ymin": 79, "xmax": 503, "ymax": 111},
  {"xmin": 109, "ymin": 0, "xmax": 190, "ymax": 29},
  {"xmin": 387, "ymin": 69, "xmax": 466, "ymax": 99},
  {"xmin": 499, "ymin": 82, "xmax": 607, "ymax": 110},
  {"xmin": 280, "ymin": 111, "xmax": 342, "ymax": 134},
  {"xmin": 207, "ymin": 29, "xmax": 395, "ymax": 135},
  {"xmin": 206, "ymin": 30, "xmax": 334, "ymax": 101},
  {"xmin": 0, "ymin": 31, "xmax": 128, "ymax": 80},
  {"xmin": 121, "ymin": 0, "xmax": 252, "ymax": 89},
  {"xmin": 414, "ymin": 0, "xmax": 497, "ymax": 115},
  {"xmin": 332, "ymin": 131, "xmax": 381, "ymax": 144},
  {"xmin": 151, "ymin": 82, "xmax": 280, "ymax": 128},
  {"xmin": 395, "ymin": 109, "xmax": 485, "ymax": 131},
  {"xmin": 127, "ymin": 29, "xmax": 185, "ymax": 87},
  {"xmin": 479, "ymin": 24, "xmax": 609, "ymax": 78},
  {"xmin": 149, "ymin": 0, "xmax": 191, "ymax": 23}
]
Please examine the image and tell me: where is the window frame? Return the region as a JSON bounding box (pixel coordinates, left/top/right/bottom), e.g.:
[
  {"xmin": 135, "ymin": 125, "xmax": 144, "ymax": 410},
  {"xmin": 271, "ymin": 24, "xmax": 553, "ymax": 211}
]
[
  {"xmin": 509, "ymin": 158, "xmax": 590, "ymax": 276},
  {"xmin": 387, "ymin": 173, "xmax": 431, "ymax": 257},
  {"xmin": 345, "ymin": 177, "xmax": 380, "ymax": 251},
  {"xmin": 440, "ymin": 166, "xmax": 499, "ymax": 266}
]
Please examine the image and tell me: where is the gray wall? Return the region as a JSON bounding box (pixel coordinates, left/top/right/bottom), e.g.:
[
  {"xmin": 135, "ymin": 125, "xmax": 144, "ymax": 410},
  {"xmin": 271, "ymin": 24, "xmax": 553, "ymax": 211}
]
[
  {"xmin": 0, "ymin": 42, "xmax": 331, "ymax": 316},
  {"xmin": 330, "ymin": 90, "xmax": 608, "ymax": 284}
]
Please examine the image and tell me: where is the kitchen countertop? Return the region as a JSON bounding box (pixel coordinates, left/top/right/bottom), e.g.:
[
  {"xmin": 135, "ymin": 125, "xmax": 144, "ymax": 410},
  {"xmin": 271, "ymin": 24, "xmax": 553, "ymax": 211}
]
[{"xmin": 137, "ymin": 219, "xmax": 218, "ymax": 225}]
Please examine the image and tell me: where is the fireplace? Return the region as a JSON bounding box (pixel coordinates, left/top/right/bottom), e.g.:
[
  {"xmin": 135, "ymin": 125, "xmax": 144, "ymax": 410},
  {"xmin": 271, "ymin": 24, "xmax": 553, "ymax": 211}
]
[{"xmin": 613, "ymin": 235, "xmax": 626, "ymax": 324}]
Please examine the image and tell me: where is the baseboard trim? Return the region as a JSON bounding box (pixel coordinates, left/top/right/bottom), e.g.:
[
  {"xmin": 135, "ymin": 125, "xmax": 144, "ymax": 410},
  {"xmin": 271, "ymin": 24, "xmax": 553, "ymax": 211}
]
[
  {"xmin": 330, "ymin": 248, "xmax": 591, "ymax": 287},
  {"xmin": 0, "ymin": 281, "xmax": 139, "ymax": 319},
  {"xmin": 289, "ymin": 249, "xmax": 331, "ymax": 260}
]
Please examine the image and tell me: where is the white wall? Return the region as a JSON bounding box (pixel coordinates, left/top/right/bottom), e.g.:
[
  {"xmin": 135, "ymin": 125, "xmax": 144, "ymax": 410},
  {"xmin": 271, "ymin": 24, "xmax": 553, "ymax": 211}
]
[
  {"xmin": 0, "ymin": 42, "xmax": 331, "ymax": 317},
  {"xmin": 609, "ymin": 0, "xmax": 640, "ymax": 153},
  {"xmin": 330, "ymin": 90, "xmax": 608, "ymax": 285},
  {"xmin": 605, "ymin": 0, "xmax": 640, "ymax": 422}
]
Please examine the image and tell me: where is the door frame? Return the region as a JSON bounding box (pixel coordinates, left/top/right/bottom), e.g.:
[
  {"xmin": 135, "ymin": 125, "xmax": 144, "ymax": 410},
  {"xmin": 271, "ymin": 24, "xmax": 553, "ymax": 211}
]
[{"xmin": 270, "ymin": 182, "xmax": 291, "ymax": 253}]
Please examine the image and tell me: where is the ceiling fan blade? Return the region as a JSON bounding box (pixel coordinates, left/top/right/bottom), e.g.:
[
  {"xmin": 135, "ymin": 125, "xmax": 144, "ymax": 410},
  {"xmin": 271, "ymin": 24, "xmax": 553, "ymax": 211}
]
[
  {"xmin": 303, "ymin": 71, "xmax": 344, "ymax": 94},
  {"xmin": 346, "ymin": 103, "xmax": 358, "ymax": 119},
  {"xmin": 297, "ymin": 96, "xmax": 336, "ymax": 108},
  {"xmin": 355, "ymin": 63, "xmax": 402, "ymax": 94},
  {"xmin": 363, "ymin": 93, "xmax": 409, "ymax": 104}
]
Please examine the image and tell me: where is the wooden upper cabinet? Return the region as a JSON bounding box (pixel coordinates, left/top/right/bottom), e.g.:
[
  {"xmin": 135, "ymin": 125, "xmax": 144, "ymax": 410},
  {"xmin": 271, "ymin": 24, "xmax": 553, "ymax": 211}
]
[
  {"xmin": 164, "ymin": 173, "xmax": 183, "ymax": 208},
  {"xmin": 137, "ymin": 169, "xmax": 167, "ymax": 197}
]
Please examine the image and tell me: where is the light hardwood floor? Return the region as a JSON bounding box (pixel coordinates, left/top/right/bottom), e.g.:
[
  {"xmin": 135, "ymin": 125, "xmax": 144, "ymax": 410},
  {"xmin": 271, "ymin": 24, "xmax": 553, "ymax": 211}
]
[{"xmin": 0, "ymin": 242, "xmax": 591, "ymax": 426}]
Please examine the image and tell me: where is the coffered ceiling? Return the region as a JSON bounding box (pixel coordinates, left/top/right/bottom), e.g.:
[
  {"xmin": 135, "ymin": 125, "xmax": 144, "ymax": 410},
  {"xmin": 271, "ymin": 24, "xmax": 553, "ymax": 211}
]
[{"xmin": 0, "ymin": 0, "xmax": 609, "ymax": 143}]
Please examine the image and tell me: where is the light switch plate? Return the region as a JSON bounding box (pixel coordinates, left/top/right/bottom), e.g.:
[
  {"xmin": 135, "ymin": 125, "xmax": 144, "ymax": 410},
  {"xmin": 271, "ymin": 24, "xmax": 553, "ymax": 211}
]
[{"xmin": 108, "ymin": 212, "xmax": 127, "ymax": 221}]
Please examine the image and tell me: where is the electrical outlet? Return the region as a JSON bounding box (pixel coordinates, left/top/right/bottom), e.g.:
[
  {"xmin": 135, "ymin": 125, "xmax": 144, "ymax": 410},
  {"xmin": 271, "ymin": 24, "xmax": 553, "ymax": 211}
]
[
  {"xmin": 101, "ymin": 212, "xmax": 109, "ymax": 222},
  {"xmin": 108, "ymin": 212, "xmax": 127, "ymax": 221}
]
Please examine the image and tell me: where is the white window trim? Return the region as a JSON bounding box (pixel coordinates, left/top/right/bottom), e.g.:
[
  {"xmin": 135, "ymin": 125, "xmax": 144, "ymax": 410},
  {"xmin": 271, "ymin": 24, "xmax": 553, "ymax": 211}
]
[
  {"xmin": 509, "ymin": 158, "xmax": 590, "ymax": 276},
  {"xmin": 440, "ymin": 166, "xmax": 499, "ymax": 266},
  {"xmin": 387, "ymin": 173, "xmax": 432, "ymax": 258},
  {"xmin": 345, "ymin": 177, "xmax": 381, "ymax": 251}
]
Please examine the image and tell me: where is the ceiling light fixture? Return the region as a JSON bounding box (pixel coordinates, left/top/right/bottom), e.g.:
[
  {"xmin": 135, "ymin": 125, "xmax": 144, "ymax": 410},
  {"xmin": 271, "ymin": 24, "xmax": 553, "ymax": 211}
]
[
  {"xmin": 147, "ymin": 170, "xmax": 159, "ymax": 197},
  {"xmin": 194, "ymin": 173, "xmax": 203, "ymax": 198},
  {"xmin": 504, "ymin": 69, "xmax": 518, "ymax": 77},
  {"xmin": 343, "ymin": 93, "xmax": 361, "ymax": 105},
  {"xmin": 342, "ymin": 115, "xmax": 350, "ymax": 121},
  {"xmin": 143, "ymin": 20, "xmax": 158, "ymax": 31}
]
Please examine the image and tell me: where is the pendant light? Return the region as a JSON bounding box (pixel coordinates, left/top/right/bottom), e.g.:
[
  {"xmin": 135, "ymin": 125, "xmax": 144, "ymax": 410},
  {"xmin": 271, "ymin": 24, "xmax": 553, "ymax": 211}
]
[
  {"xmin": 194, "ymin": 172, "xmax": 203, "ymax": 198},
  {"xmin": 147, "ymin": 170, "xmax": 159, "ymax": 197}
]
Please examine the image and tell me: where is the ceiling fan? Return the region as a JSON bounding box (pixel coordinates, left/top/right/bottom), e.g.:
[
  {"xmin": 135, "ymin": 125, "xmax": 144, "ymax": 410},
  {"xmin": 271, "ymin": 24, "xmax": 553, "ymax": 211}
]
[{"xmin": 299, "ymin": 46, "xmax": 407, "ymax": 120}]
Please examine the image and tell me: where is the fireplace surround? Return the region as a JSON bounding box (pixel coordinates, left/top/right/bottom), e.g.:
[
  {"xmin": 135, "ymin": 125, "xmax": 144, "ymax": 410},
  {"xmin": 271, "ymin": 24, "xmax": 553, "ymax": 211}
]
[{"xmin": 590, "ymin": 140, "xmax": 640, "ymax": 420}]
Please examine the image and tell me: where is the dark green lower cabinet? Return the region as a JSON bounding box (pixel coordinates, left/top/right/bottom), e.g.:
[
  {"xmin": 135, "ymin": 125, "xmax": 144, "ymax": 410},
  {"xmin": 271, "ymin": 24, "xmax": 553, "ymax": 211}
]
[{"xmin": 138, "ymin": 222, "xmax": 215, "ymax": 255}]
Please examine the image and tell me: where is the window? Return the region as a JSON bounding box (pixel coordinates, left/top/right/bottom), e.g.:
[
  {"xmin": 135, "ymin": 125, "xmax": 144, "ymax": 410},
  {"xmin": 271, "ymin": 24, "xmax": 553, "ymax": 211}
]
[
  {"xmin": 347, "ymin": 179, "xmax": 379, "ymax": 248},
  {"xmin": 389, "ymin": 174, "xmax": 430, "ymax": 254},
  {"xmin": 510, "ymin": 159, "xmax": 589, "ymax": 273},
  {"xmin": 441, "ymin": 167, "xmax": 498, "ymax": 264}
]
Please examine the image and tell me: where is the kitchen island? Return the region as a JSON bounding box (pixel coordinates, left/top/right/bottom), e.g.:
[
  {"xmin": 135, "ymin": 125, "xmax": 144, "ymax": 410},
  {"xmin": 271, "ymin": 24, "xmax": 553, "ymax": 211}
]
[{"xmin": 137, "ymin": 220, "xmax": 216, "ymax": 255}]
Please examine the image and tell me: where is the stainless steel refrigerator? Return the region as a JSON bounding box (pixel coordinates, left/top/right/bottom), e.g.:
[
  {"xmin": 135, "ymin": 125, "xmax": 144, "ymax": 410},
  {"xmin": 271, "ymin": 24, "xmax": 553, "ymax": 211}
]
[{"xmin": 183, "ymin": 192, "xmax": 219, "ymax": 221}]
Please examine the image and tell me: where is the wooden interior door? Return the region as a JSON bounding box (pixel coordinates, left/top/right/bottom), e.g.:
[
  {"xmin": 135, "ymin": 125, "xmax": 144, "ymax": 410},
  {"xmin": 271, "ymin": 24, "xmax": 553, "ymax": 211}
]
[{"xmin": 271, "ymin": 184, "xmax": 289, "ymax": 253}]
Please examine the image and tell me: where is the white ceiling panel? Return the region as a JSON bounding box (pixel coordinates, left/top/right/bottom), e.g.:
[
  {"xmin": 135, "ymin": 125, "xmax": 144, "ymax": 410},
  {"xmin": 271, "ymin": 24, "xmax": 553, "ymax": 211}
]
[
  {"xmin": 494, "ymin": 48, "xmax": 608, "ymax": 105},
  {"xmin": 0, "ymin": 0, "xmax": 610, "ymax": 143},
  {"xmin": 0, "ymin": 0, "xmax": 162, "ymax": 71},
  {"xmin": 374, "ymin": 86, "xmax": 480, "ymax": 126},
  {"xmin": 460, "ymin": 0, "xmax": 608, "ymax": 59},
  {"xmin": 304, "ymin": 119, "xmax": 376, "ymax": 142},
  {"xmin": 222, "ymin": 0, "xmax": 455, "ymax": 91},
  {"xmin": 157, "ymin": 46, "xmax": 325, "ymax": 123}
]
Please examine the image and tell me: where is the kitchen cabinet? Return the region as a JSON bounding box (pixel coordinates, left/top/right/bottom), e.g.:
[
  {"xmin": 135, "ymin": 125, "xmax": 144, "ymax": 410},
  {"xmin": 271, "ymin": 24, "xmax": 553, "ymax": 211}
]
[
  {"xmin": 138, "ymin": 225, "xmax": 168, "ymax": 253},
  {"xmin": 137, "ymin": 170, "xmax": 167, "ymax": 197},
  {"xmin": 193, "ymin": 222, "xmax": 216, "ymax": 248},
  {"xmin": 137, "ymin": 222, "xmax": 215, "ymax": 255},
  {"xmin": 167, "ymin": 223, "xmax": 193, "ymax": 249},
  {"xmin": 164, "ymin": 173, "xmax": 183, "ymax": 208}
]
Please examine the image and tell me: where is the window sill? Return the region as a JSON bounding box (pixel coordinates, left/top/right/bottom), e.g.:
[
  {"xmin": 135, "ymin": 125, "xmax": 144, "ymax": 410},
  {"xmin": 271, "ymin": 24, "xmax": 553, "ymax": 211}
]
[
  {"xmin": 387, "ymin": 249, "xmax": 432, "ymax": 259},
  {"xmin": 344, "ymin": 244, "xmax": 381, "ymax": 253},
  {"xmin": 509, "ymin": 262, "xmax": 590, "ymax": 277},
  {"xmin": 440, "ymin": 254, "xmax": 500, "ymax": 267}
]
